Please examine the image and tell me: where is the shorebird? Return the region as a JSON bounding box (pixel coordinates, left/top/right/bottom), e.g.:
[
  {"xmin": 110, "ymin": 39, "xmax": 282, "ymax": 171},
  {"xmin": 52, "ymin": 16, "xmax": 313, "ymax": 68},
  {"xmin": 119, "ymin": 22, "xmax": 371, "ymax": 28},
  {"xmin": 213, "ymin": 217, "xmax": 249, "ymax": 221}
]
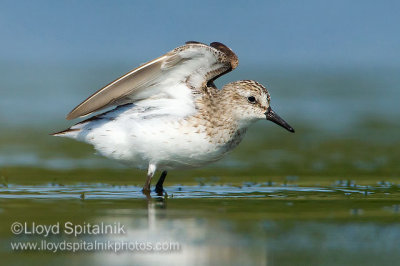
[{"xmin": 53, "ymin": 41, "xmax": 294, "ymax": 195}]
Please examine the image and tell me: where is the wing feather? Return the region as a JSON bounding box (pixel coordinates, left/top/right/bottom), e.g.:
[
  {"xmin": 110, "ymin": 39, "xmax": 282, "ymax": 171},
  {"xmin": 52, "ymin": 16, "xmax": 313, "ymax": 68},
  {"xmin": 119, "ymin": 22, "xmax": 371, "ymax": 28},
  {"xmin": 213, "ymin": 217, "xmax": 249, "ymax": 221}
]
[{"xmin": 66, "ymin": 42, "xmax": 238, "ymax": 120}]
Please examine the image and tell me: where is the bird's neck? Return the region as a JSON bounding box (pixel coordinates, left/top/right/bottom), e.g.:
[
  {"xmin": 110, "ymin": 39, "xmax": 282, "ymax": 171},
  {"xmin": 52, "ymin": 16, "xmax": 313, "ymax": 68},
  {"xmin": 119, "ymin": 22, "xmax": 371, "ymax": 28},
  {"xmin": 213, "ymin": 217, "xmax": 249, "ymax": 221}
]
[{"xmin": 193, "ymin": 90, "xmax": 250, "ymax": 145}]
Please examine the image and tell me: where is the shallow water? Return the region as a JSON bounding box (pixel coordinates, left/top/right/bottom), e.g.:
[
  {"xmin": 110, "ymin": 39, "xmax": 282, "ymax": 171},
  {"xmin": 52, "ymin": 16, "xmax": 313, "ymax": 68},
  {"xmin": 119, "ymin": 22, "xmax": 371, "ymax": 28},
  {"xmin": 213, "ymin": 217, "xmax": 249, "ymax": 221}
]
[
  {"xmin": 0, "ymin": 183, "xmax": 398, "ymax": 199},
  {"xmin": 1, "ymin": 66, "xmax": 400, "ymax": 265},
  {"xmin": 1, "ymin": 171, "xmax": 400, "ymax": 265}
]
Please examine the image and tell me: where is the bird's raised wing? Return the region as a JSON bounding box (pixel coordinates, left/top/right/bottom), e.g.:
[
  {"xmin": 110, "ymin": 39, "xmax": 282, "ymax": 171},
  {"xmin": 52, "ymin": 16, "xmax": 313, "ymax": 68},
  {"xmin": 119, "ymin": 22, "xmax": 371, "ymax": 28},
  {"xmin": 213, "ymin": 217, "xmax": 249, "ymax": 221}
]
[{"xmin": 66, "ymin": 41, "xmax": 238, "ymax": 120}]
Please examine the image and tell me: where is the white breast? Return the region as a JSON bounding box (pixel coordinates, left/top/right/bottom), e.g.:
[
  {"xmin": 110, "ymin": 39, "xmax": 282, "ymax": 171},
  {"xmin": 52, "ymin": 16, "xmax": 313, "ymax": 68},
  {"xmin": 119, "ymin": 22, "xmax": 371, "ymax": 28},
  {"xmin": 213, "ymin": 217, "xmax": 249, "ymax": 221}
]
[{"xmin": 77, "ymin": 104, "xmax": 236, "ymax": 170}]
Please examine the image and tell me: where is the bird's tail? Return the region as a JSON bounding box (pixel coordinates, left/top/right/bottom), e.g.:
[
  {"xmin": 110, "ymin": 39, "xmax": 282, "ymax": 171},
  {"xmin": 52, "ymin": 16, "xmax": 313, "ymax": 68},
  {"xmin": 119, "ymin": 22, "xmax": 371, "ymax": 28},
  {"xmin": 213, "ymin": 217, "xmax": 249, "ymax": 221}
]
[{"xmin": 50, "ymin": 126, "xmax": 81, "ymax": 138}]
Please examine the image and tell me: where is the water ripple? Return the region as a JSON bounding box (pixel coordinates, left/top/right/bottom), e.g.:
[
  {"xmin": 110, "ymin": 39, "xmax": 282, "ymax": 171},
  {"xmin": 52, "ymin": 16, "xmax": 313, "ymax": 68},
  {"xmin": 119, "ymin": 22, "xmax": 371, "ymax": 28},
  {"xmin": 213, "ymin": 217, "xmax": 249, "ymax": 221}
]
[{"xmin": 0, "ymin": 183, "xmax": 389, "ymax": 199}]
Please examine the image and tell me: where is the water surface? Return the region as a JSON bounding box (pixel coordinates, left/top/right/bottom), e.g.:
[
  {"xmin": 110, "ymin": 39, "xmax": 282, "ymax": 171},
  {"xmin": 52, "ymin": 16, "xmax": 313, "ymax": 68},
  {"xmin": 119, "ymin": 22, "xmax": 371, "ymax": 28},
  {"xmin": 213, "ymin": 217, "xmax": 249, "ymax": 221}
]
[{"xmin": 1, "ymin": 66, "xmax": 399, "ymax": 265}]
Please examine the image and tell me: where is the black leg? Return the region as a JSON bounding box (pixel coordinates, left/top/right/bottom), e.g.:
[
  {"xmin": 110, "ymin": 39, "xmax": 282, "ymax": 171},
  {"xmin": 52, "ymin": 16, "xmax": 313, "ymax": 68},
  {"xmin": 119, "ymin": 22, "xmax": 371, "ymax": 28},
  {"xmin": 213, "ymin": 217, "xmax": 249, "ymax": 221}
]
[{"xmin": 155, "ymin": 171, "xmax": 167, "ymax": 195}]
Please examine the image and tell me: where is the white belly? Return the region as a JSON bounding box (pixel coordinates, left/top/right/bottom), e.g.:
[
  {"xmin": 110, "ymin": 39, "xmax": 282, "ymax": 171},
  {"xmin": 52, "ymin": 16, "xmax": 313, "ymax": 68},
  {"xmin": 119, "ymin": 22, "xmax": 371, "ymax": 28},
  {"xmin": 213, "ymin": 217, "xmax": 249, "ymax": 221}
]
[{"xmin": 82, "ymin": 115, "xmax": 241, "ymax": 170}]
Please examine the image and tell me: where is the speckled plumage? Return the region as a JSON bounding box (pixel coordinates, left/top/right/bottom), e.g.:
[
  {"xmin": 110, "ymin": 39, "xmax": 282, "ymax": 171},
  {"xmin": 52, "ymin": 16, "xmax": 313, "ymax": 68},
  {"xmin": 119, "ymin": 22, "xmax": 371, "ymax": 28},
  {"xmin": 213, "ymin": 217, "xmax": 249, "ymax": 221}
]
[{"xmin": 53, "ymin": 42, "xmax": 294, "ymax": 194}]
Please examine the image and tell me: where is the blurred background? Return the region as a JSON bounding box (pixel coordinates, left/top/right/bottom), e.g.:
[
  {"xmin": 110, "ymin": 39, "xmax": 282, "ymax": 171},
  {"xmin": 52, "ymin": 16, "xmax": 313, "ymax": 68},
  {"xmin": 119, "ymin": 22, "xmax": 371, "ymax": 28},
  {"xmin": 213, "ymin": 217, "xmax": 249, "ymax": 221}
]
[
  {"xmin": 1, "ymin": 1, "xmax": 400, "ymax": 265},
  {"xmin": 0, "ymin": 0, "xmax": 399, "ymax": 173}
]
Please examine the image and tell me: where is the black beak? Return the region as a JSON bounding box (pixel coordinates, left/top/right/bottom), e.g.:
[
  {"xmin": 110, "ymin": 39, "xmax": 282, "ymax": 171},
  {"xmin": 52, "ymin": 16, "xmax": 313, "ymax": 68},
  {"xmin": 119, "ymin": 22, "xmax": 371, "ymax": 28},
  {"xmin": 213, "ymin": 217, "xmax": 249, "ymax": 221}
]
[{"xmin": 265, "ymin": 107, "xmax": 295, "ymax": 133}]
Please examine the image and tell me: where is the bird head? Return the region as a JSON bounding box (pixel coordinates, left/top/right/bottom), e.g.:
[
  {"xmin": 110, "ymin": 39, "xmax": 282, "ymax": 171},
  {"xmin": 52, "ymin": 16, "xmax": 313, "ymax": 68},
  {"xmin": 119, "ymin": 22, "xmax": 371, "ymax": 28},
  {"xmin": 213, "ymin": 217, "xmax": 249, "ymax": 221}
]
[{"xmin": 223, "ymin": 80, "xmax": 294, "ymax": 133}]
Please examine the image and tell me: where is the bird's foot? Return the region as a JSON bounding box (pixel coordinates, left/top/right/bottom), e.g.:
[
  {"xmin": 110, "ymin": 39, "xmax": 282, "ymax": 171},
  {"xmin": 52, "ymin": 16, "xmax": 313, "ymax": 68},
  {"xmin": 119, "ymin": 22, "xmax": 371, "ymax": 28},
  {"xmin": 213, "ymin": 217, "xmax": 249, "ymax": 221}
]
[{"xmin": 155, "ymin": 185, "xmax": 167, "ymax": 197}]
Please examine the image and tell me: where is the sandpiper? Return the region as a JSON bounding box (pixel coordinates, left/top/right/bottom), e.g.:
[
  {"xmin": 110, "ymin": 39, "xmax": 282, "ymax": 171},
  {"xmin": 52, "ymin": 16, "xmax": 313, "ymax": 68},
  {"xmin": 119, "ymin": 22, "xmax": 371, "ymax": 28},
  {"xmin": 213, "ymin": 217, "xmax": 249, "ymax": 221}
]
[{"xmin": 53, "ymin": 41, "xmax": 294, "ymax": 195}]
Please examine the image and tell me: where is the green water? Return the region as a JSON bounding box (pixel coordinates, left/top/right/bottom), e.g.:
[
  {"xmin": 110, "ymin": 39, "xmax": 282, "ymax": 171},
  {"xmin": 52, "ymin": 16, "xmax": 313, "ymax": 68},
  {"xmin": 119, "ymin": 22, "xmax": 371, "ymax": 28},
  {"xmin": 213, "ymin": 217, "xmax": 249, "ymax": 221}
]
[
  {"xmin": 1, "ymin": 66, "xmax": 400, "ymax": 265},
  {"xmin": 1, "ymin": 123, "xmax": 400, "ymax": 265}
]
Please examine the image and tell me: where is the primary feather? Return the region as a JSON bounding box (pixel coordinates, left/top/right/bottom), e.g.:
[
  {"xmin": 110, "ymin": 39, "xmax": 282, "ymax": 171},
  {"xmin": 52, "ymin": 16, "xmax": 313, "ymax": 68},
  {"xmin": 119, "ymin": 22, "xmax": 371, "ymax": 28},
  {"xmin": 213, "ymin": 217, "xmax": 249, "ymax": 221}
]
[{"xmin": 66, "ymin": 42, "xmax": 238, "ymax": 120}]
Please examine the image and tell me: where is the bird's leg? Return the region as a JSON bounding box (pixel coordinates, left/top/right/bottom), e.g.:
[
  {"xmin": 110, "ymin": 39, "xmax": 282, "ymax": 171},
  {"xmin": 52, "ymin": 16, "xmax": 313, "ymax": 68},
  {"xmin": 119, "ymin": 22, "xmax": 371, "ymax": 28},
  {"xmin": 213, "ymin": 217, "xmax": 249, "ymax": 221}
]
[
  {"xmin": 142, "ymin": 164, "xmax": 156, "ymax": 196},
  {"xmin": 155, "ymin": 171, "xmax": 168, "ymax": 195}
]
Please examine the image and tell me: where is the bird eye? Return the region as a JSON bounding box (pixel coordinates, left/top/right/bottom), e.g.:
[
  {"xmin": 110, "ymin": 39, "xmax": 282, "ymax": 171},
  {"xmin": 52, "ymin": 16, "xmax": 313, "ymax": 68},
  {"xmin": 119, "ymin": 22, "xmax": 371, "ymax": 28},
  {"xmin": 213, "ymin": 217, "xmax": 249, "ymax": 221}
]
[{"xmin": 247, "ymin": 96, "xmax": 256, "ymax": 103}]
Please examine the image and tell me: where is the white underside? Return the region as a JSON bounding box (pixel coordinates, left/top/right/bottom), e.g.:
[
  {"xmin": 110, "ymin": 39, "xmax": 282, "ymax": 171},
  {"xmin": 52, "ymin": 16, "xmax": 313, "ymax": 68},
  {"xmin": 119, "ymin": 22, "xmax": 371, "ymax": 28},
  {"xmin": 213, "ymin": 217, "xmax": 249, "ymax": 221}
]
[{"xmin": 62, "ymin": 103, "xmax": 238, "ymax": 171}]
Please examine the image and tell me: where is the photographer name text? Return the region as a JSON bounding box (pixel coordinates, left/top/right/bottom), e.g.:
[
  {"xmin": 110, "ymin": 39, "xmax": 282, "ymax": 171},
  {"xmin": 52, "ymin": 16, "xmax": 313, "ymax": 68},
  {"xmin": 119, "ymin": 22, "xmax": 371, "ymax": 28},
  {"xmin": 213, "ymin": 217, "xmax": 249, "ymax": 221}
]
[{"xmin": 11, "ymin": 221, "xmax": 126, "ymax": 237}]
